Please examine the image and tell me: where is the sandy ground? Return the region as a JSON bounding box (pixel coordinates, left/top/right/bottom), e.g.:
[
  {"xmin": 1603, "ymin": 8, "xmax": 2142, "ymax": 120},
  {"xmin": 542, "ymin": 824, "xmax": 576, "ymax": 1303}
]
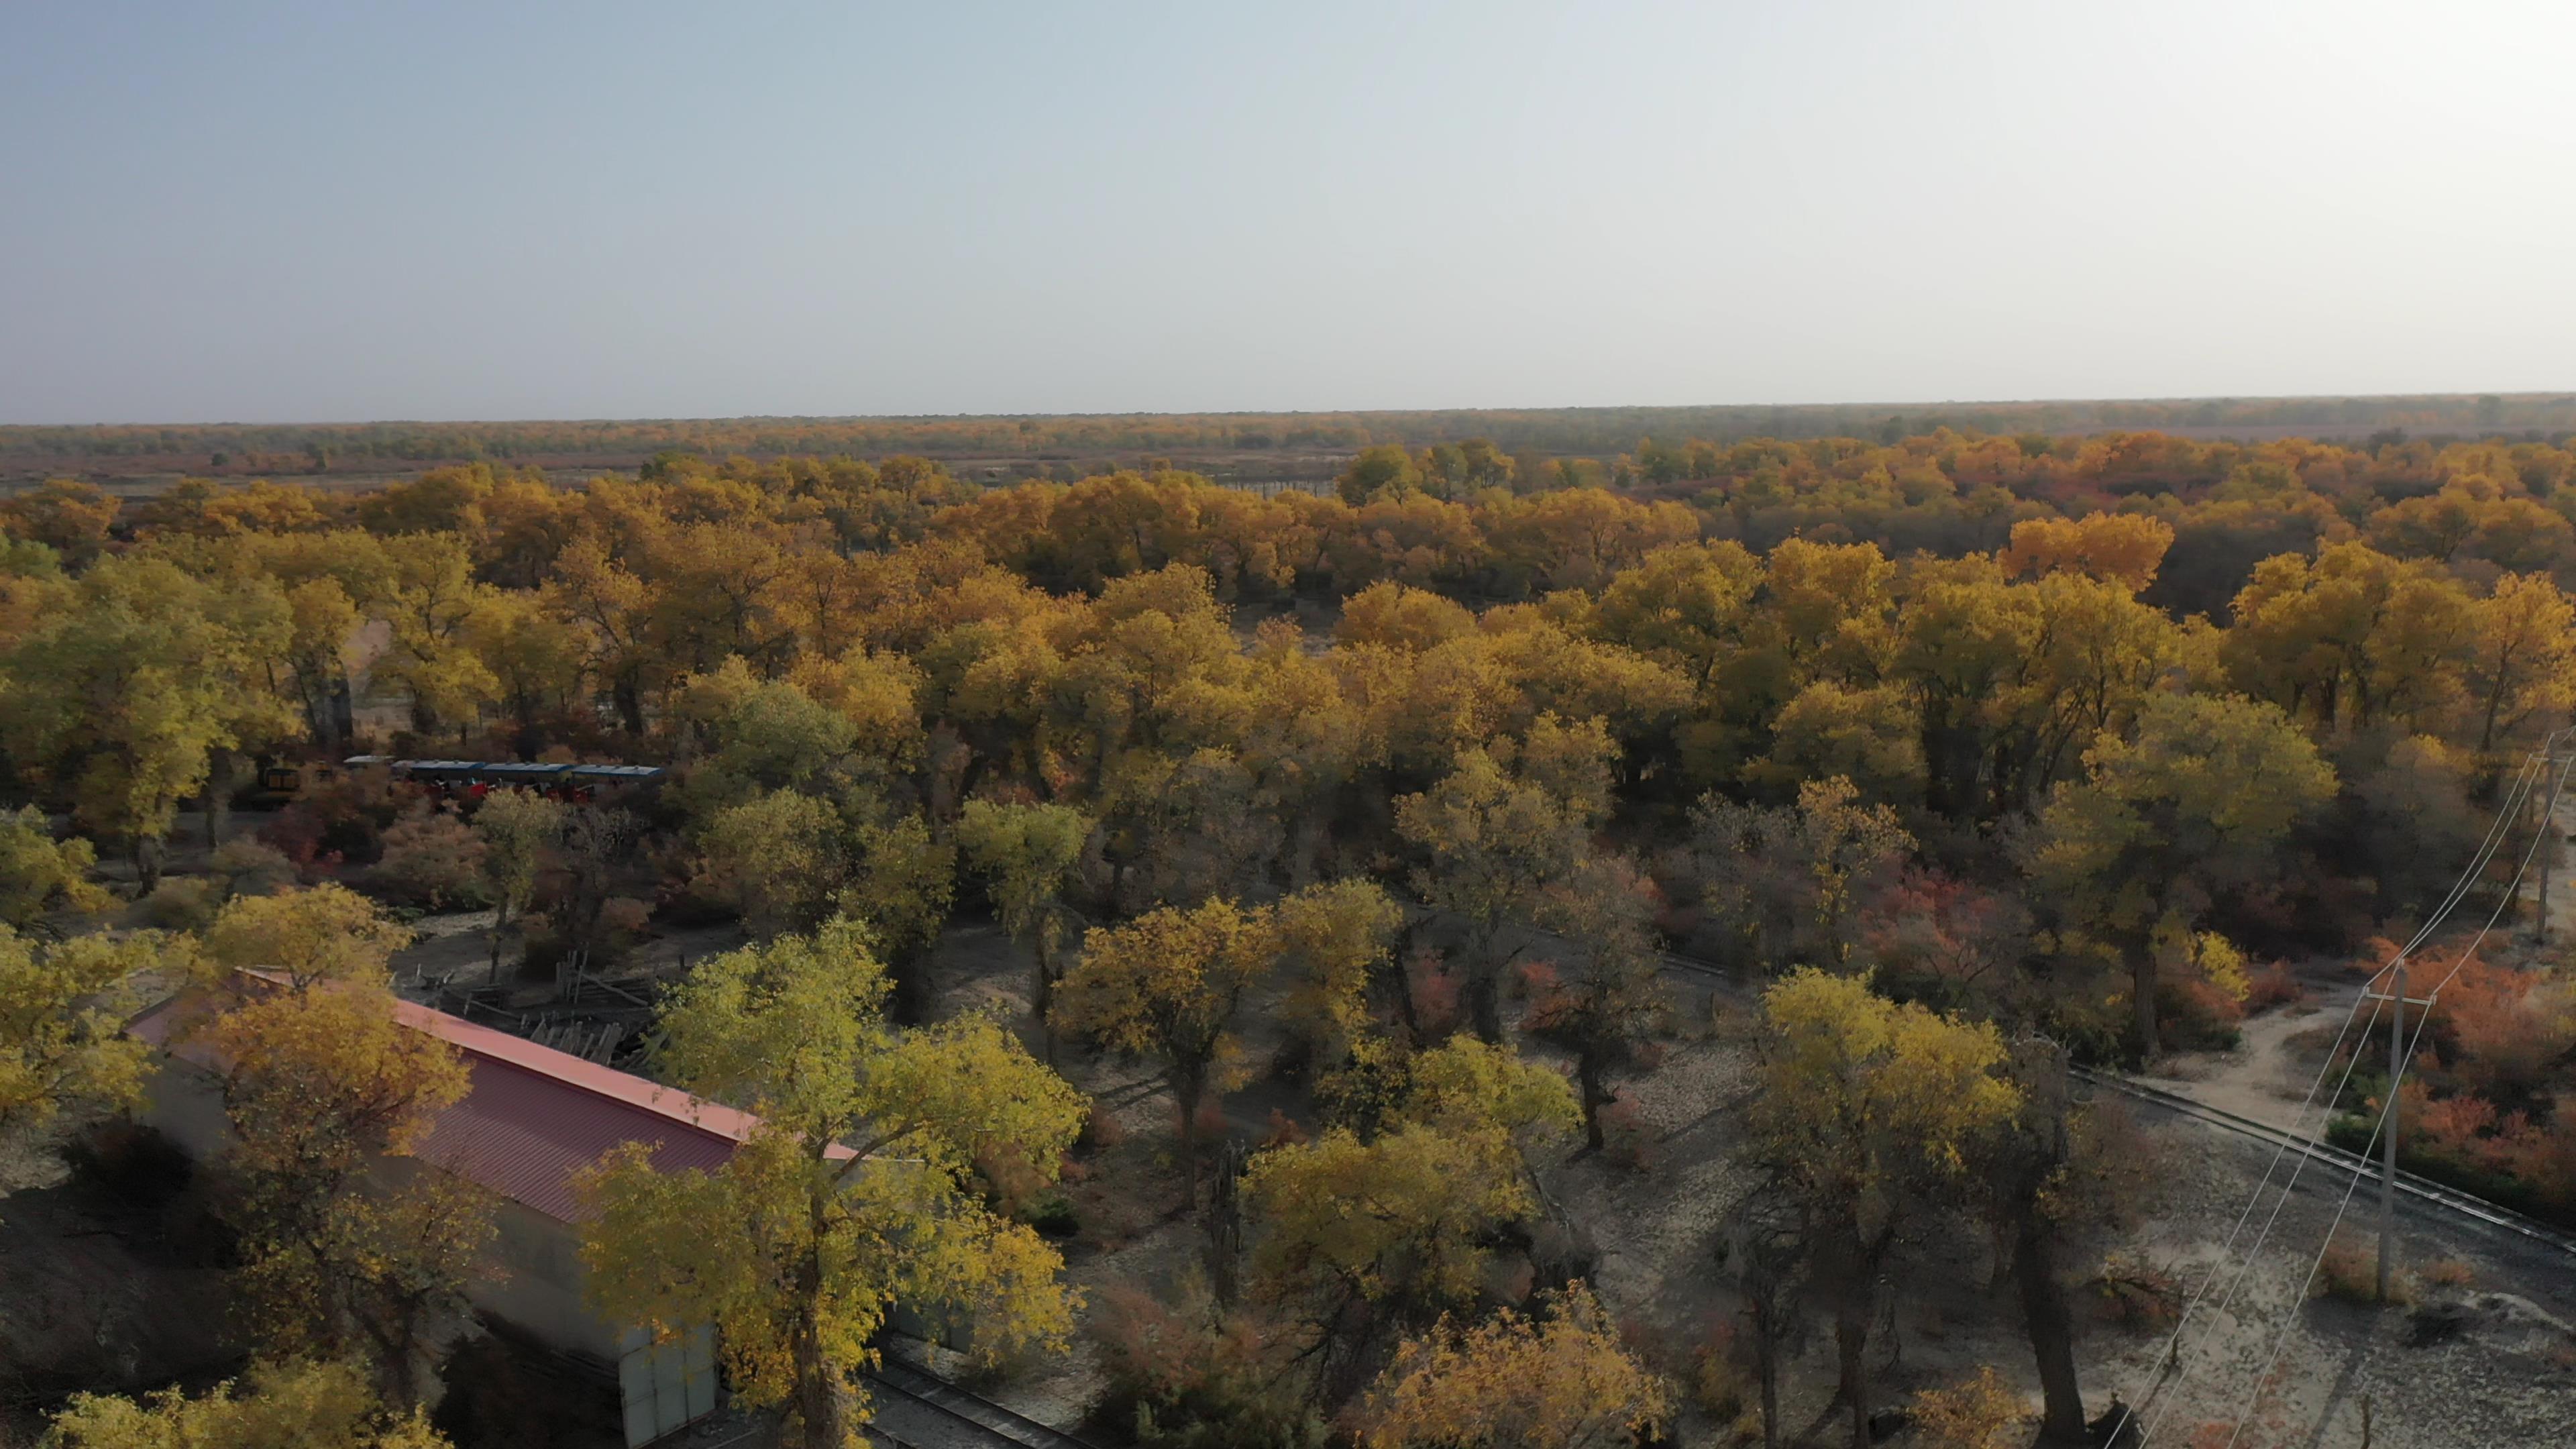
[
  {"xmin": 2143, "ymin": 993, "xmax": 2355, "ymax": 1137},
  {"xmin": 924, "ymin": 941, "xmax": 2576, "ymax": 1449}
]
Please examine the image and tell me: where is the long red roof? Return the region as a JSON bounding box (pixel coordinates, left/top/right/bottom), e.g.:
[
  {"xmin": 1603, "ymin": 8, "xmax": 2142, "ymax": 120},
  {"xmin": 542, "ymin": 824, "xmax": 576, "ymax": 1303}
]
[{"xmin": 134, "ymin": 982, "xmax": 849, "ymax": 1223}]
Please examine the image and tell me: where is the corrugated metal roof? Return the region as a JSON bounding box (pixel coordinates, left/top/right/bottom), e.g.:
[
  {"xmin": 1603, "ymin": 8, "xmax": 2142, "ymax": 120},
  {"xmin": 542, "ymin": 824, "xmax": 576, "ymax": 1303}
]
[{"xmin": 133, "ymin": 979, "xmax": 849, "ymax": 1224}]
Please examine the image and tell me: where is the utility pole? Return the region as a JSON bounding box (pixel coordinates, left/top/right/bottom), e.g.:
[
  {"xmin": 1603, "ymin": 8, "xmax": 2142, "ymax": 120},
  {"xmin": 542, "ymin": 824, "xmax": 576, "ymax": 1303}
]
[
  {"xmin": 2366, "ymin": 959, "xmax": 2433, "ymax": 1301},
  {"xmin": 2540, "ymin": 777, "xmax": 2559, "ymax": 941},
  {"xmin": 2379, "ymin": 957, "xmax": 2403, "ymax": 1303}
]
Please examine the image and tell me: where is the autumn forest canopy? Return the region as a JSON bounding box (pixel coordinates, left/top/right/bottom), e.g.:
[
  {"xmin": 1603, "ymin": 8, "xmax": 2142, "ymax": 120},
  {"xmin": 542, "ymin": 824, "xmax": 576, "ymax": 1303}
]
[
  {"xmin": 9, "ymin": 416, "xmax": 2576, "ymax": 1448},
  {"xmin": 8, "ymin": 391, "xmax": 2576, "ymax": 483}
]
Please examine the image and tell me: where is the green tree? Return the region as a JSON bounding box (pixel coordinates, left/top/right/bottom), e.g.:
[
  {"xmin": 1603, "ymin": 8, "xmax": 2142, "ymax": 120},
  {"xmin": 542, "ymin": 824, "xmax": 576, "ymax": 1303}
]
[
  {"xmin": 674, "ymin": 657, "xmax": 863, "ymax": 817},
  {"xmin": 1, "ymin": 555, "xmax": 298, "ymax": 888},
  {"xmin": 577, "ymin": 918, "xmax": 1085, "ymax": 1449},
  {"xmin": 1242, "ymin": 1038, "xmax": 1576, "ymax": 1397},
  {"xmin": 1336, "ymin": 445, "xmax": 1426, "ymax": 506},
  {"xmin": 197, "ymin": 965, "xmax": 484, "ymax": 1393},
  {"xmin": 374, "ymin": 533, "xmax": 502, "ymax": 741},
  {"xmin": 0, "ymin": 806, "xmax": 110, "ymax": 931},
  {"xmin": 0, "ymin": 927, "xmax": 163, "ymax": 1142},
  {"xmin": 0, "ymin": 478, "xmax": 118, "ymax": 568},
  {"xmin": 203, "ymin": 883, "xmax": 415, "ymax": 989},
  {"xmin": 693, "ymin": 788, "xmax": 847, "ymax": 938},
  {"xmin": 1688, "ymin": 776, "xmax": 1914, "ymax": 972},
  {"xmin": 956, "ymin": 798, "xmax": 1091, "ymax": 1032},
  {"xmin": 833, "ymin": 813, "xmax": 958, "ymax": 1019},
  {"xmin": 1267, "ymin": 878, "xmax": 1403, "ymax": 1061},
  {"xmin": 471, "ymin": 788, "xmax": 563, "ymax": 980},
  {"xmin": 191, "ymin": 885, "xmax": 486, "ymax": 1395}
]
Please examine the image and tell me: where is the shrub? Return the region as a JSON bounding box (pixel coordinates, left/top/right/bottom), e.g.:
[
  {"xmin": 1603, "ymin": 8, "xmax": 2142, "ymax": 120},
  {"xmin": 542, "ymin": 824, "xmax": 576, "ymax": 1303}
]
[
  {"xmin": 2316, "ymin": 1230, "xmax": 2404, "ymax": 1305},
  {"xmin": 136, "ymin": 840, "xmax": 304, "ymax": 930},
  {"xmin": 1081, "ymin": 1097, "xmax": 1130, "ymax": 1150},
  {"xmin": 1259, "ymin": 1108, "xmax": 1308, "ymax": 1150},
  {"xmin": 594, "ymin": 895, "xmax": 655, "ymax": 957},
  {"xmin": 2243, "ymin": 960, "xmax": 2305, "ymax": 1014},
  {"xmin": 2158, "ymin": 975, "xmax": 2243, "ymax": 1052},
  {"xmin": 1188, "ymin": 1096, "xmax": 1229, "ymax": 1148},
  {"xmin": 1599, "ymin": 1088, "xmax": 1656, "ymax": 1170},
  {"xmin": 1090, "ymin": 1279, "xmax": 1326, "ymax": 1449},
  {"xmin": 2089, "ymin": 1255, "xmax": 2184, "ymax": 1329},
  {"xmin": 60, "ymin": 1120, "xmax": 193, "ymax": 1215},
  {"xmin": 1687, "ymin": 1318, "xmax": 1750, "ymax": 1423},
  {"xmin": 137, "ymin": 874, "xmax": 223, "ymax": 930},
  {"xmin": 1409, "ymin": 951, "xmax": 1460, "ymax": 1037},
  {"xmin": 1020, "ymin": 1189, "xmax": 1080, "ymax": 1238},
  {"xmin": 371, "ymin": 806, "xmax": 490, "ymax": 908},
  {"xmin": 259, "ymin": 765, "xmax": 401, "ymax": 868},
  {"xmin": 1911, "ymin": 1366, "xmax": 2023, "ymax": 1448},
  {"xmin": 2419, "ymin": 1257, "xmax": 2475, "ymax": 1289}
]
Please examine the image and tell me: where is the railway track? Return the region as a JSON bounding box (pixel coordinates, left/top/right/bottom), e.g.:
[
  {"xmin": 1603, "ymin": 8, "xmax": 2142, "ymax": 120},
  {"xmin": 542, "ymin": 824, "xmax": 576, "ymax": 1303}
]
[
  {"xmin": 1653, "ymin": 947, "xmax": 2576, "ymax": 1259},
  {"xmin": 2069, "ymin": 1067, "xmax": 2576, "ymax": 1259},
  {"xmin": 860, "ymin": 1356, "xmax": 1101, "ymax": 1449}
]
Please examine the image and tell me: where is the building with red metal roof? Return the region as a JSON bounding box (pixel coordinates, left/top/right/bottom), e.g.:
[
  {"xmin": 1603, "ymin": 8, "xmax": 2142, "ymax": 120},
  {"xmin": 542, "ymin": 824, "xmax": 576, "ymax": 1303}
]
[{"xmin": 127, "ymin": 978, "xmax": 811, "ymax": 1446}]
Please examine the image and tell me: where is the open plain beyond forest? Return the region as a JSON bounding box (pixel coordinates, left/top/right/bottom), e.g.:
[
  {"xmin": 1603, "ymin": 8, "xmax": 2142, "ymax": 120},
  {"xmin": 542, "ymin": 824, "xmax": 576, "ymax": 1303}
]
[{"xmin": 8, "ymin": 422, "xmax": 2576, "ymax": 1449}]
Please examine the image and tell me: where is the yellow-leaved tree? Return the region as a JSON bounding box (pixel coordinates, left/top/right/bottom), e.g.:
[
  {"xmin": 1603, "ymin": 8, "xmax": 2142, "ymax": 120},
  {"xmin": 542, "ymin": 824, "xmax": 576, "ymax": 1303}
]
[
  {"xmin": 1744, "ymin": 969, "xmax": 2021, "ymax": 1449},
  {"xmin": 193, "ymin": 888, "xmax": 488, "ymax": 1401},
  {"xmin": 0, "ymin": 806, "xmax": 112, "ymax": 931},
  {"xmin": 1242, "ymin": 1037, "xmax": 1578, "ymax": 1399},
  {"xmin": 1050, "ymin": 896, "xmax": 1267, "ymax": 1205},
  {"xmin": 41, "ymin": 1358, "xmax": 452, "ymax": 1449},
  {"xmin": 1354, "ymin": 1281, "xmax": 1668, "ymax": 1449},
  {"xmin": 0, "ymin": 926, "xmax": 165, "ymax": 1146},
  {"xmin": 576, "ymin": 916, "xmax": 1086, "ymax": 1449},
  {"xmin": 2029, "ymin": 691, "xmax": 2334, "ymax": 1056}
]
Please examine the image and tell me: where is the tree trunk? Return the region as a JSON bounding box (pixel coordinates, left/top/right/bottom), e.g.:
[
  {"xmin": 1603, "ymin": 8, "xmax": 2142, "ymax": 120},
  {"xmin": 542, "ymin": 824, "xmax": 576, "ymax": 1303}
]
[
  {"xmin": 329, "ymin": 671, "xmax": 357, "ymax": 753},
  {"xmin": 613, "ymin": 672, "xmax": 645, "ymax": 739},
  {"xmin": 793, "ymin": 1201, "xmax": 853, "ymax": 1449},
  {"xmin": 490, "ymin": 898, "xmax": 513, "ymax": 983},
  {"xmin": 1466, "ymin": 924, "xmax": 1508, "ymax": 1042},
  {"xmin": 792, "ymin": 1319, "xmax": 851, "ymax": 1449},
  {"xmin": 2131, "ymin": 951, "xmax": 2157, "ymax": 1063},
  {"xmin": 1175, "ymin": 1060, "xmax": 1208, "ymax": 1209},
  {"xmin": 1835, "ymin": 1295, "xmax": 1872, "ymax": 1449},
  {"xmin": 133, "ymin": 835, "xmax": 165, "ymax": 895},
  {"xmin": 1577, "ymin": 1047, "xmax": 1609, "ymax": 1152},
  {"xmin": 1032, "ymin": 941, "xmax": 1057, "ymax": 1065},
  {"xmin": 2015, "ymin": 1203, "xmax": 2088, "ymax": 1445},
  {"xmin": 1388, "ymin": 920, "xmax": 1424, "ymax": 1039},
  {"xmin": 1752, "ymin": 1295, "xmax": 1784, "ymax": 1449},
  {"xmin": 204, "ymin": 748, "xmax": 236, "ymax": 851}
]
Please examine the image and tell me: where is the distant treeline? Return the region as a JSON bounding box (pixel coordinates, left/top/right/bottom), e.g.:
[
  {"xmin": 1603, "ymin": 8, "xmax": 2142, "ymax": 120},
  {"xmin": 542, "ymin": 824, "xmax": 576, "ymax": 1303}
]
[{"xmin": 7, "ymin": 392, "xmax": 2575, "ymax": 474}]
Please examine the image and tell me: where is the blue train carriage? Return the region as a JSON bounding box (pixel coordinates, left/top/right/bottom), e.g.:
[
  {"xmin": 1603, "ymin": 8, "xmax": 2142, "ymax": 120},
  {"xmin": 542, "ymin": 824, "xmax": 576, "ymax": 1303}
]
[{"xmin": 341, "ymin": 756, "xmax": 667, "ymax": 805}]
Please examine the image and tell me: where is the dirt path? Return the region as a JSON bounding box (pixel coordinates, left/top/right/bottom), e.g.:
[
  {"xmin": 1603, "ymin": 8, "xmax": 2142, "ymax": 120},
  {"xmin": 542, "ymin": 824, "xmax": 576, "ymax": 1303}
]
[{"xmin": 2140, "ymin": 991, "xmax": 2359, "ymax": 1138}]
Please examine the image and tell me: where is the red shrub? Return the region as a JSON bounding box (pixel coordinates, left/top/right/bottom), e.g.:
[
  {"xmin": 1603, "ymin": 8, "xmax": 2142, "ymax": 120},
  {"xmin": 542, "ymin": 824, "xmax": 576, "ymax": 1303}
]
[
  {"xmin": 1409, "ymin": 951, "xmax": 1460, "ymax": 1037},
  {"xmin": 1517, "ymin": 960, "xmax": 1574, "ymax": 1031},
  {"xmin": 1260, "ymin": 1108, "xmax": 1307, "ymax": 1150},
  {"xmin": 2243, "ymin": 961, "xmax": 2306, "ymax": 1014},
  {"xmin": 1599, "ymin": 1089, "xmax": 1655, "ymax": 1170}
]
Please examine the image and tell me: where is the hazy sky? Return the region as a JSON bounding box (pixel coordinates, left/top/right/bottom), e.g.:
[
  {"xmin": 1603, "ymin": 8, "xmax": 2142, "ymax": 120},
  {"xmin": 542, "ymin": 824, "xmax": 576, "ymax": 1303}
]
[{"xmin": 4, "ymin": 1, "xmax": 2572, "ymax": 423}]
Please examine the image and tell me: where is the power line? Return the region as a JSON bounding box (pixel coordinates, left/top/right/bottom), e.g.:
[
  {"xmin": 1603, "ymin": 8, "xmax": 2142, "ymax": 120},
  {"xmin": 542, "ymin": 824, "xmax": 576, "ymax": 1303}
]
[
  {"xmin": 2208, "ymin": 741, "xmax": 2576, "ymax": 1449},
  {"xmin": 2121, "ymin": 740, "xmax": 2560, "ymax": 1445}
]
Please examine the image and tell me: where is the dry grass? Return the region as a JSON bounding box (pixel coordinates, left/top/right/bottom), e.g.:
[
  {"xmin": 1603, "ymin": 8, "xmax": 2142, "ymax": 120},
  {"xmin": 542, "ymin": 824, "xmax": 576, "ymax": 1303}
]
[{"xmin": 2316, "ymin": 1231, "xmax": 2410, "ymax": 1305}]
